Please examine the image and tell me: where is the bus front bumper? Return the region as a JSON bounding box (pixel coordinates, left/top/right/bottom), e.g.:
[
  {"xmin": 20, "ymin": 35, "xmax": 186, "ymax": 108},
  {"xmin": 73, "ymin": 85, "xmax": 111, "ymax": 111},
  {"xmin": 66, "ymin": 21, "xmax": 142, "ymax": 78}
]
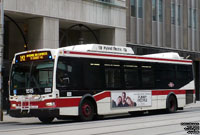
[{"xmin": 9, "ymin": 108, "xmax": 59, "ymax": 118}]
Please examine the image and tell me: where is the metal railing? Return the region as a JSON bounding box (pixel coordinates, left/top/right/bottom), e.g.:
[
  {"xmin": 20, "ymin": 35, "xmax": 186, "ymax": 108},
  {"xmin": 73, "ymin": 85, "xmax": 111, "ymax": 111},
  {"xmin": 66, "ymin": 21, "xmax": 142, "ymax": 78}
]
[{"xmin": 20, "ymin": 97, "xmax": 31, "ymax": 113}]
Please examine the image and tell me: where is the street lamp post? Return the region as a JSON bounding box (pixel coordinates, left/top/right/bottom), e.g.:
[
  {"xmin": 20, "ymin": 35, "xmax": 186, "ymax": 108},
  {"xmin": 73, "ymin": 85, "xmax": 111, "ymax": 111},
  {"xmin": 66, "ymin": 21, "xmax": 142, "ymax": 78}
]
[{"xmin": 0, "ymin": 0, "xmax": 4, "ymax": 121}]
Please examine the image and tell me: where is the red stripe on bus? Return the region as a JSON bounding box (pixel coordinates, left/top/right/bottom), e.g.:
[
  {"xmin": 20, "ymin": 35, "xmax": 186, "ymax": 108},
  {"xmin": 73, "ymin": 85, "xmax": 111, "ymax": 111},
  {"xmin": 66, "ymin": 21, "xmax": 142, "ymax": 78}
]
[
  {"xmin": 10, "ymin": 90, "xmax": 194, "ymax": 109},
  {"xmin": 94, "ymin": 91, "xmax": 111, "ymax": 101},
  {"xmin": 53, "ymin": 98, "xmax": 81, "ymax": 107},
  {"xmin": 10, "ymin": 98, "xmax": 81, "ymax": 109},
  {"xmin": 152, "ymin": 90, "xmax": 186, "ymax": 95},
  {"xmin": 10, "ymin": 92, "xmax": 111, "ymax": 109},
  {"xmin": 68, "ymin": 51, "xmax": 192, "ymax": 63}
]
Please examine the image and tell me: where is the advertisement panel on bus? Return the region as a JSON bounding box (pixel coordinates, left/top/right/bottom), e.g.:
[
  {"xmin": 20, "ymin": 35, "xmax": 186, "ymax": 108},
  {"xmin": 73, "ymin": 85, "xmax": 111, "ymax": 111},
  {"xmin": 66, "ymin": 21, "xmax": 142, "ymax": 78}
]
[{"xmin": 111, "ymin": 91, "xmax": 152, "ymax": 108}]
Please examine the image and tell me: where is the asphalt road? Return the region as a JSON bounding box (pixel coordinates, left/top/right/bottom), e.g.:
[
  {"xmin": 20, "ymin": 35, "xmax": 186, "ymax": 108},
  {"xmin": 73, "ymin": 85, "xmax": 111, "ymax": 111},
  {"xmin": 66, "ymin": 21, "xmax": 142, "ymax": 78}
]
[{"xmin": 0, "ymin": 106, "xmax": 200, "ymax": 135}]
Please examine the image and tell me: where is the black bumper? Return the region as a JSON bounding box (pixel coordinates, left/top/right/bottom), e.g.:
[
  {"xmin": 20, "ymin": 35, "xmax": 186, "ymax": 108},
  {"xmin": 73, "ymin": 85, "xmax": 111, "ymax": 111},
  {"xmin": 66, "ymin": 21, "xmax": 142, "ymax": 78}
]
[{"xmin": 9, "ymin": 108, "xmax": 59, "ymax": 118}]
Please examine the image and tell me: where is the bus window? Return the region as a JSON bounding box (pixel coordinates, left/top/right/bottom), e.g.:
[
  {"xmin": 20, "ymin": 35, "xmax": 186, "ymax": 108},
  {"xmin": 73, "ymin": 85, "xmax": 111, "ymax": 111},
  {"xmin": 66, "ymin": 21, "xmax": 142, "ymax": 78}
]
[
  {"xmin": 104, "ymin": 61, "xmax": 121, "ymax": 89},
  {"xmin": 155, "ymin": 64, "xmax": 176, "ymax": 89},
  {"xmin": 123, "ymin": 64, "xmax": 139, "ymax": 89},
  {"xmin": 56, "ymin": 57, "xmax": 83, "ymax": 90},
  {"xmin": 83, "ymin": 59, "xmax": 104, "ymax": 90},
  {"xmin": 37, "ymin": 63, "xmax": 53, "ymax": 87},
  {"xmin": 141, "ymin": 65, "xmax": 155, "ymax": 88},
  {"xmin": 56, "ymin": 61, "xmax": 69, "ymax": 88},
  {"xmin": 176, "ymin": 65, "xmax": 193, "ymax": 88},
  {"xmin": 10, "ymin": 60, "xmax": 54, "ymax": 95},
  {"xmin": 11, "ymin": 64, "xmax": 30, "ymax": 90}
]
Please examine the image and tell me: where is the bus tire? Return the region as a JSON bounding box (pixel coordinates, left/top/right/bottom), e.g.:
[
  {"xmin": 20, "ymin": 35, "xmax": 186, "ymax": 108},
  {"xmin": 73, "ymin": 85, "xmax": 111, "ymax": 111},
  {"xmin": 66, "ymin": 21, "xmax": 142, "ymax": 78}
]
[
  {"xmin": 166, "ymin": 95, "xmax": 177, "ymax": 113},
  {"xmin": 38, "ymin": 117, "xmax": 54, "ymax": 124},
  {"xmin": 79, "ymin": 100, "xmax": 95, "ymax": 121}
]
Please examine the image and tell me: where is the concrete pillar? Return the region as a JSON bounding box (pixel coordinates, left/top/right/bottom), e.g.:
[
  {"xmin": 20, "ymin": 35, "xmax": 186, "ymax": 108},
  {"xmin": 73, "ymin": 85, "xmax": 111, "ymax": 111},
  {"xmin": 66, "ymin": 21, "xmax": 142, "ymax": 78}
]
[
  {"xmin": 114, "ymin": 28, "xmax": 126, "ymax": 46},
  {"xmin": 99, "ymin": 28, "xmax": 126, "ymax": 47},
  {"xmin": 126, "ymin": 0, "xmax": 131, "ymax": 42},
  {"xmin": 28, "ymin": 17, "xmax": 59, "ymax": 50},
  {"xmin": 183, "ymin": 0, "xmax": 188, "ymax": 50},
  {"xmin": 144, "ymin": 0, "xmax": 152, "ymax": 45},
  {"xmin": 164, "ymin": 0, "xmax": 171, "ymax": 48}
]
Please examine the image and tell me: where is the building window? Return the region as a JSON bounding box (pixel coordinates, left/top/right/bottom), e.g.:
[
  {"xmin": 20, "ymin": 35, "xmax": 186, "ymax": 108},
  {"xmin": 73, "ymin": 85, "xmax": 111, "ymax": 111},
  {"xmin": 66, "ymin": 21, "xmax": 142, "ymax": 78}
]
[
  {"xmin": 131, "ymin": 0, "xmax": 136, "ymax": 17},
  {"xmin": 189, "ymin": 8, "xmax": 192, "ymax": 28},
  {"xmin": 193, "ymin": 9, "xmax": 197, "ymax": 29},
  {"xmin": 171, "ymin": 3, "xmax": 175, "ymax": 24},
  {"xmin": 159, "ymin": 0, "xmax": 163, "ymax": 22},
  {"xmin": 152, "ymin": 0, "xmax": 157, "ymax": 21},
  {"xmin": 99, "ymin": 0, "xmax": 111, "ymax": 3},
  {"xmin": 177, "ymin": 5, "xmax": 181, "ymax": 25},
  {"xmin": 138, "ymin": 0, "xmax": 143, "ymax": 18}
]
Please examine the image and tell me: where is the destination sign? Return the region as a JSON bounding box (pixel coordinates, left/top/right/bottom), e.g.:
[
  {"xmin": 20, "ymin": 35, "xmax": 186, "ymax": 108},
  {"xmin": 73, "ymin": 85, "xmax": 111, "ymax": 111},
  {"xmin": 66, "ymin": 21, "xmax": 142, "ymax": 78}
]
[
  {"xmin": 91, "ymin": 44, "xmax": 134, "ymax": 54},
  {"xmin": 15, "ymin": 51, "xmax": 52, "ymax": 63}
]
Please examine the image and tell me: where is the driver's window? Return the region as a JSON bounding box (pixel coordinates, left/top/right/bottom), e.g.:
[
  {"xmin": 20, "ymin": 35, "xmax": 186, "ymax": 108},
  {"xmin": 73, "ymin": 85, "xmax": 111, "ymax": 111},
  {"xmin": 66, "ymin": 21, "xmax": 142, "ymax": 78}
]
[
  {"xmin": 56, "ymin": 57, "xmax": 74, "ymax": 88},
  {"xmin": 56, "ymin": 57, "xmax": 83, "ymax": 91},
  {"xmin": 57, "ymin": 61, "xmax": 68, "ymax": 87}
]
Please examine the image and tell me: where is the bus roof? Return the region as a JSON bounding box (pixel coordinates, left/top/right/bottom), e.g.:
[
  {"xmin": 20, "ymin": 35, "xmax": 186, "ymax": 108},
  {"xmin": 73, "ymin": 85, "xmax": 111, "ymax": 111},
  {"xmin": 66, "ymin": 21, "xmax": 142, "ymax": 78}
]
[
  {"xmin": 142, "ymin": 52, "xmax": 182, "ymax": 60},
  {"xmin": 62, "ymin": 44, "xmax": 135, "ymax": 55},
  {"xmin": 61, "ymin": 44, "xmax": 192, "ymax": 64},
  {"xmin": 13, "ymin": 44, "xmax": 192, "ymax": 64},
  {"xmin": 61, "ymin": 44, "xmax": 186, "ymax": 60}
]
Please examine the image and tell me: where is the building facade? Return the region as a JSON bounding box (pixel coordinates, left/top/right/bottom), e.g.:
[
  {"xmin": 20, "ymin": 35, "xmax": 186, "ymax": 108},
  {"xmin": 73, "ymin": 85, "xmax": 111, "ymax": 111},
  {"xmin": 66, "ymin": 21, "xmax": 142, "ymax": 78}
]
[
  {"xmin": 127, "ymin": 0, "xmax": 200, "ymax": 51},
  {"xmin": 126, "ymin": 0, "xmax": 200, "ymax": 100},
  {"xmin": 4, "ymin": 0, "xmax": 126, "ymax": 60}
]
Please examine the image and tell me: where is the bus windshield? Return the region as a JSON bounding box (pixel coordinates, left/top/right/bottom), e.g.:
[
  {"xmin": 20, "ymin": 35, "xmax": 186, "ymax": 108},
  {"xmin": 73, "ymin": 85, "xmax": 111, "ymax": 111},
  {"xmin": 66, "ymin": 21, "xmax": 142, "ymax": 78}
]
[{"xmin": 10, "ymin": 60, "xmax": 54, "ymax": 95}]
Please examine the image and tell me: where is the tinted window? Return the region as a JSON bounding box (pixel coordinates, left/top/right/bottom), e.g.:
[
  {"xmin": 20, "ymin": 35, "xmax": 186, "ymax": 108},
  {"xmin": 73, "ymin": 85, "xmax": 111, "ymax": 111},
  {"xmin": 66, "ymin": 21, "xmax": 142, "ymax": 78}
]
[
  {"xmin": 123, "ymin": 63, "xmax": 139, "ymax": 89},
  {"xmin": 83, "ymin": 59, "xmax": 105, "ymax": 90},
  {"xmin": 57, "ymin": 57, "xmax": 105, "ymax": 90},
  {"xmin": 56, "ymin": 57, "xmax": 83, "ymax": 90},
  {"xmin": 141, "ymin": 65, "xmax": 154, "ymax": 88},
  {"xmin": 176, "ymin": 65, "xmax": 193, "ymax": 88},
  {"xmin": 155, "ymin": 64, "xmax": 176, "ymax": 89},
  {"xmin": 104, "ymin": 61, "xmax": 121, "ymax": 89}
]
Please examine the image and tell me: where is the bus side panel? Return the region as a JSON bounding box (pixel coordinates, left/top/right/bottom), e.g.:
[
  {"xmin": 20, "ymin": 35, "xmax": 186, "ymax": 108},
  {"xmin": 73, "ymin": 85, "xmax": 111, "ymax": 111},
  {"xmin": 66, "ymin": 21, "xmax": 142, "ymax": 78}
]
[
  {"xmin": 96, "ymin": 93, "xmax": 187, "ymax": 115},
  {"xmin": 96, "ymin": 97, "xmax": 111, "ymax": 115},
  {"xmin": 157, "ymin": 95, "xmax": 167, "ymax": 109},
  {"xmin": 177, "ymin": 94, "xmax": 186, "ymax": 108},
  {"xmin": 59, "ymin": 107, "xmax": 79, "ymax": 116}
]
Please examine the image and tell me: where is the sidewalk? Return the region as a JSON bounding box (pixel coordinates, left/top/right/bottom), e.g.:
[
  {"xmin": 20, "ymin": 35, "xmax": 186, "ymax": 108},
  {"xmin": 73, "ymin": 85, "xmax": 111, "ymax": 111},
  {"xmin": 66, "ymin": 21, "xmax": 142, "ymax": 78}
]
[
  {"xmin": 185, "ymin": 101, "xmax": 200, "ymax": 109},
  {"xmin": 0, "ymin": 112, "xmax": 40, "ymax": 123}
]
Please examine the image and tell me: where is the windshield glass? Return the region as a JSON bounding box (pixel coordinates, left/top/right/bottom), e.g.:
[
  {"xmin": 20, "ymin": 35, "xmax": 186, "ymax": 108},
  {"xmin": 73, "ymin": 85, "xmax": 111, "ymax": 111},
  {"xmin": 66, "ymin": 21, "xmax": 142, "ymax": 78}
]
[{"xmin": 10, "ymin": 60, "xmax": 54, "ymax": 95}]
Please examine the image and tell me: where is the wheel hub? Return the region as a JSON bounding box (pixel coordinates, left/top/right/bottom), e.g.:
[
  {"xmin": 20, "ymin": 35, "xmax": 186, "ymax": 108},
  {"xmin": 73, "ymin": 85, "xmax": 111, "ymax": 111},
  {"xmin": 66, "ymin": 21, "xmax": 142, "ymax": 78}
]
[{"xmin": 82, "ymin": 104, "xmax": 91, "ymax": 117}]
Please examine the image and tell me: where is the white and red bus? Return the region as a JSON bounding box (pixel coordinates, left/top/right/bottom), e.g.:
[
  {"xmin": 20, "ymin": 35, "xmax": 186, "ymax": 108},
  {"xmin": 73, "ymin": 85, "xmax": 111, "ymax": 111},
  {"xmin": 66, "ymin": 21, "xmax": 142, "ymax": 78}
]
[{"xmin": 9, "ymin": 44, "xmax": 195, "ymax": 123}]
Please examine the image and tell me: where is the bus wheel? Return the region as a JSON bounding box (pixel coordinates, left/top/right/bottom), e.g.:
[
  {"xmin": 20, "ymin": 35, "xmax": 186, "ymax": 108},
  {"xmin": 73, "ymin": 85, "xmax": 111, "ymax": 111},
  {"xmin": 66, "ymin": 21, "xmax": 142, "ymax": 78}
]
[
  {"xmin": 166, "ymin": 95, "xmax": 177, "ymax": 113},
  {"xmin": 38, "ymin": 117, "xmax": 54, "ymax": 124},
  {"xmin": 79, "ymin": 100, "xmax": 94, "ymax": 121}
]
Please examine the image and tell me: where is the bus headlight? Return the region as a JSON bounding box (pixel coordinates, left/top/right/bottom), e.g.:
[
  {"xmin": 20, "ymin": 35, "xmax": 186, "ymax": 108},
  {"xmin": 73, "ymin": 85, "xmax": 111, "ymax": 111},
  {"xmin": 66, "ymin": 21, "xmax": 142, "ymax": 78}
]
[
  {"xmin": 11, "ymin": 104, "xmax": 16, "ymax": 108},
  {"xmin": 45, "ymin": 102, "xmax": 55, "ymax": 107}
]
